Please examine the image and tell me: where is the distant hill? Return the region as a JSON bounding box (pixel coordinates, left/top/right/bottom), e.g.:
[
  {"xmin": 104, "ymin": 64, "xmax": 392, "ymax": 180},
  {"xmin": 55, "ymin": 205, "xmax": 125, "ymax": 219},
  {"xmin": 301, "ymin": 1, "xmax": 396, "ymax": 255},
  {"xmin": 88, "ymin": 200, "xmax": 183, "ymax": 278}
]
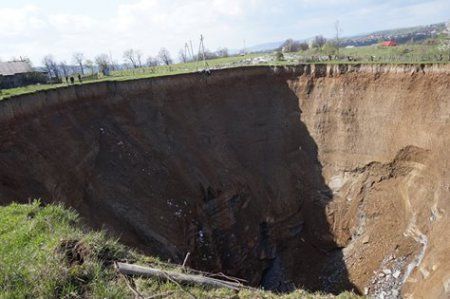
[
  {"xmin": 229, "ymin": 41, "xmax": 284, "ymax": 54},
  {"xmin": 243, "ymin": 22, "xmax": 447, "ymax": 53},
  {"xmin": 339, "ymin": 22, "xmax": 446, "ymax": 47}
]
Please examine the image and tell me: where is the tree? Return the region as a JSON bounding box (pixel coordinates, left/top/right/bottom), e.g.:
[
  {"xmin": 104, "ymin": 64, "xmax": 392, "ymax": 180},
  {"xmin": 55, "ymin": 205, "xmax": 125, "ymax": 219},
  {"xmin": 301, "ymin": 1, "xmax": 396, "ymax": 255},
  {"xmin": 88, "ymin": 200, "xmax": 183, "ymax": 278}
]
[
  {"xmin": 158, "ymin": 48, "xmax": 172, "ymax": 66},
  {"xmin": 203, "ymin": 49, "xmax": 217, "ymax": 60},
  {"xmin": 146, "ymin": 56, "xmax": 159, "ymax": 67},
  {"xmin": 299, "ymin": 42, "xmax": 309, "ymax": 51},
  {"xmin": 275, "ymin": 51, "xmax": 284, "ymax": 61},
  {"xmin": 123, "ymin": 49, "xmax": 139, "ymax": 69},
  {"xmin": 312, "ymin": 35, "xmax": 327, "ymax": 50},
  {"xmin": 216, "ymin": 47, "xmax": 229, "ymax": 58},
  {"xmin": 334, "ymin": 20, "xmax": 342, "ymax": 56},
  {"xmin": 323, "ymin": 41, "xmax": 338, "ymax": 56},
  {"xmin": 279, "ymin": 39, "xmax": 304, "ymax": 52},
  {"xmin": 58, "ymin": 61, "xmax": 70, "ymax": 78},
  {"xmin": 136, "ymin": 50, "xmax": 143, "ymax": 68},
  {"xmin": 72, "ymin": 52, "xmax": 85, "ymax": 75},
  {"xmin": 42, "ymin": 55, "xmax": 60, "ymax": 80},
  {"xmin": 95, "ymin": 54, "xmax": 110, "ymax": 75},
  {"xmin": 178, "ymin": 49, "xmax": 188, "ymax": 63},
  {"xmin": 85, "ymin": 59, "xmax": 95, "ymax": 75},
  {"xmin": 280, "ymin": 39, "xmax": 294, "ymax": 52}
]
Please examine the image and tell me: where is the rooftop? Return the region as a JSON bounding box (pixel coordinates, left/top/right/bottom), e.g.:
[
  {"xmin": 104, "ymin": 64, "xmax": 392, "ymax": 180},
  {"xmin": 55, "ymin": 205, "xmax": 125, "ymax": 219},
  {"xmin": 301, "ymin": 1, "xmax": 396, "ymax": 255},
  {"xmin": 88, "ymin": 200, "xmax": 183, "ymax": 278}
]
[{"xmin": 0, "ymin": 61, "xmax": 33, "ymax": 76}]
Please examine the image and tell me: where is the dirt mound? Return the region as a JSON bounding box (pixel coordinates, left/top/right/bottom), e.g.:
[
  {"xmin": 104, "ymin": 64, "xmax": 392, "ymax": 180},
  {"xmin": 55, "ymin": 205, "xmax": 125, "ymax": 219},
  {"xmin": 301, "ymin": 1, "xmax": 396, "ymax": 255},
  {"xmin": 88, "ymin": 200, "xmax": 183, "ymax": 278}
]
[{"xmin": 0, "ymin": 64, "xmax": 449, "ymax": 297}]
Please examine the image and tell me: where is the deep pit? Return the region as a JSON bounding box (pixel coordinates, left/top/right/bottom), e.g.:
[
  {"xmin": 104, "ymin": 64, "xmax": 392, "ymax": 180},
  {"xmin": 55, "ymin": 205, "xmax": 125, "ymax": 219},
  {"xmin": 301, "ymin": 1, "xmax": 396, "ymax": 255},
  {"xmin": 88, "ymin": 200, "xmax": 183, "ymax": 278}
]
[{"xmin": 0, "ymin": 64, "xmax": 449, "ymax": 298}]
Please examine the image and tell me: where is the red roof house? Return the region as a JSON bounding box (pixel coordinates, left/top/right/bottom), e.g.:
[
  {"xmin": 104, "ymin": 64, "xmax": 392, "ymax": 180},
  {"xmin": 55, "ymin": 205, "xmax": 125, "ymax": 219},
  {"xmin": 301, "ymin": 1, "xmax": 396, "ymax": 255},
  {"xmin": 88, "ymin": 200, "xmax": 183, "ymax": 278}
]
[{"xmin": 381, "ymin": 40, "xmax": 397, "ymax": 47}]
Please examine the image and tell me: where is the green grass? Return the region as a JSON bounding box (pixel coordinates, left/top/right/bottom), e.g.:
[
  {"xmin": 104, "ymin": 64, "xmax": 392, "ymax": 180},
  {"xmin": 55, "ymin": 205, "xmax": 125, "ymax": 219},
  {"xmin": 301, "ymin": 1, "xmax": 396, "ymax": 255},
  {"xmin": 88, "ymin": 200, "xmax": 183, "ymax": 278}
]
[
  {"xmin": 0, "ymin": 83, "xmax": 66, "ymax": 100},
  {"xmin": 1, "ymin": 40, "xmax": 447, "ymax": 100},
  {"xmin": 0, "ymin": 53, "xmax": 263, "ymax": 100},
  {"xmin": 0, "ymin": 201, "xmax": 363, "ymax": 298},
  {"xmin": 0, "ymin": 201, "xmax": 132, "ymax": 298}
]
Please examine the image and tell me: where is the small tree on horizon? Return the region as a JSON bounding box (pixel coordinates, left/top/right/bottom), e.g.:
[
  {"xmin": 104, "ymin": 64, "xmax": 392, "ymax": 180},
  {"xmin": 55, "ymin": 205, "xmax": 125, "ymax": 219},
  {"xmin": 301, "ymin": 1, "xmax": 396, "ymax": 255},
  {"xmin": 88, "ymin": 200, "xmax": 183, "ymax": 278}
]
[
  {"xmin": 216, "ymin": 47, "xmax": 229, "ymax": 58},
  {"xmin": 158, "ymin": 48, "xmax": 173, "ymax": 66},
  {"xmin": 299, "ymin": 42, "xmax": 309, "ymax": 51},
  {"xmin": 312, "ymin": 35, "xmax": 327, "ymax": 50},
  {"xmin": 178, "ymin": 49, "xmax": 188, "ymax": 63},
  {"xmin": 72, "ymin": 52, "xmax": 85, "ymax": 75},
  {"xmin": 95, "ymin": 54, "xmax": 111, "ymax": 75},
  {"xmin": 58, "ymin": 61, "xmax": 70, "ymax": 78},
  {"xmin": 323, "ymin": 41, "xmax": 338, "ymax": 56},
  {"xmin": 334, "ymin": 20, "xmax": 342, "ymax": 56},
  {"xmin": 146, "ymin": 56, "xmax": 159, "ymax": 67},
  {"xmin": 123, "ymin": 49, "xmax": 139, "ymax": 69},
  {"xmin": 42, "ymin": 55, "xmax": 60, "ymax": 80},
  {"xmin": 85, "ymin": 59, "xmax": 95, "ymax": 75}
]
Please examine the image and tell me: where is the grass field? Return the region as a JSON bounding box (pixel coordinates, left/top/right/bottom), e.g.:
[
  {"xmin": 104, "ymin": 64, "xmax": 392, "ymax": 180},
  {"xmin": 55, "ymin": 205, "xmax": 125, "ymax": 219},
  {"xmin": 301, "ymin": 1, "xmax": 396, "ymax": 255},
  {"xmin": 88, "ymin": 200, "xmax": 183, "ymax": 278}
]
[
  {"xmin": 0, "ymin": 40, "xmax": 449, "ymax": 100},
  {"xmin": 0, "ymin": 201, "xmax": 362, "ymax": 298}
]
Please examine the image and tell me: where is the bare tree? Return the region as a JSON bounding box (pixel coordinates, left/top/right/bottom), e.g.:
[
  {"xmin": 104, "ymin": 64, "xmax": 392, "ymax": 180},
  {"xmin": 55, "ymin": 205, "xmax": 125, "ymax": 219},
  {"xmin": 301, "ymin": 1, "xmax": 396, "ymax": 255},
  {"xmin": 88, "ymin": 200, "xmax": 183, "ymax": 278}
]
[
  {"xmin": 203, "ymin": 49, "xmax": 217, "ymax": 60},
  {"xmin": 312, "ymin": 35, "xmax": 327, "ymax": 50},
  {"xmin": 279, "ymin": 39, "xmax": 304, "ymax": 52},
  {"xmin": 158, "ymin": 48, "xmax": 172, "ymax": 66},
  {"xmin": 335, "ymin": 20, "xmax": 342, "ymax": 56},
  {"xmin": 280, "ymin": 39, "xmax": 294, "ymax": 52},
  {"xmin": 299, "ymin": 42, "xmax": 309, "ymax": 51},
  {"xmin": 95, "ymin": 54, "xmax": 110, "ymax": 75},
  {"xmin": 146, "ymin": 56, "xmax": 159, "ymax": 67},
  {"xmin": 123, "ymin": 49, "xmax": 139, "ymax": 68},
  {"xmin": 72, "ymin": 52, "xmax": 85, "ymax": 75},
  {"xmin": 85, "ymin": 59, "xmax": 95, "ymax": 75},
  {"xmin": 42, "ymin": 55, "xmax": 60, "ymax": 80},
  {"xmin": 136, "ymin": 50, "xmax": 143, "ymax": 68},
  {"xmin": 178, "ymin": 49, "xmax": 188, "ymax": 63},
  {"xmin": 323, "ymin": 41, "xmax": 338, "ymax": 56},
  {"xmin": 59, "ymin": 61, "xmax": 70, "ymax": 78},
  {"xmin": 216, "ymin": 47, "xmax": 229, "ymax": 58}
]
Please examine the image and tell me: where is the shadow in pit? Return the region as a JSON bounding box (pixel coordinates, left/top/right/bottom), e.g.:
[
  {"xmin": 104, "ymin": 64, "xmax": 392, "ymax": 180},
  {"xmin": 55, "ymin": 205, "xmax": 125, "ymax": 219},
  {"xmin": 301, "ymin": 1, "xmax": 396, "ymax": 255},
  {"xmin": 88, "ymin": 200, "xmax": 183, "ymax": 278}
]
[
  {"xmin": 258, "ymin": 81, "xmax": 357, "ymax": 295},
  {"xmin": 184, "ymin": 74, "xmax": 358, "ymax": 295}
]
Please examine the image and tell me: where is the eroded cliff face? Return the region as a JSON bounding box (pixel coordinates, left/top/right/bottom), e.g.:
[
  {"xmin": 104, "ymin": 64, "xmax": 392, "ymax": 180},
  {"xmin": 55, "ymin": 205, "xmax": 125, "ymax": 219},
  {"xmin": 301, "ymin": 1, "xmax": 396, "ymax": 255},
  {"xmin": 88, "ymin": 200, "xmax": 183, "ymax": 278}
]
[
  {"xmin": 292, "ymin": 64, "xmax": 450, "ymax": 298},
  {"xmin": 0, "ymin": 64, "xmax": 449, "ymax": 298}
]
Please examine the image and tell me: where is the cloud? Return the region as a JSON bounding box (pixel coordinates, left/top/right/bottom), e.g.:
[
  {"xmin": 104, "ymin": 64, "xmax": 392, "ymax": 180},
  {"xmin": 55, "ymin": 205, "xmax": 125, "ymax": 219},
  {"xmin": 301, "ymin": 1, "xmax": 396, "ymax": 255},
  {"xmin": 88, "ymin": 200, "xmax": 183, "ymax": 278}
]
[{"xmin": 0, "ymin": 0, "xmax": 448, "ymax": 65}]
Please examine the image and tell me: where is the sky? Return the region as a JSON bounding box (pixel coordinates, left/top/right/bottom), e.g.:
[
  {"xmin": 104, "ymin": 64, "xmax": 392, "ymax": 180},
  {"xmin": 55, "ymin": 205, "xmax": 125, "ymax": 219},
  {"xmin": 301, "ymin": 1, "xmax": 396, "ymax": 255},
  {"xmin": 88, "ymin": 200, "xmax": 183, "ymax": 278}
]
[{"xmin": 0, "ymin": 0, "xmax": 448, "ymax": 65}]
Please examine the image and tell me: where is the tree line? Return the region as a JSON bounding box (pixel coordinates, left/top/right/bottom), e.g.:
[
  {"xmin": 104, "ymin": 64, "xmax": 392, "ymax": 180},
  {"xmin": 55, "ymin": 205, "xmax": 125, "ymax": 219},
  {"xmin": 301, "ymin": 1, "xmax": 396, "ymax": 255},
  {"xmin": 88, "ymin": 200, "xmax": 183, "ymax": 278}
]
[
  {"xmin": 278, "ymin": 35, "xmax": 329, "ymax": 53},
  {"xmin": 41, "ymin": 46, "xmax": 230, "ymax": 80}
]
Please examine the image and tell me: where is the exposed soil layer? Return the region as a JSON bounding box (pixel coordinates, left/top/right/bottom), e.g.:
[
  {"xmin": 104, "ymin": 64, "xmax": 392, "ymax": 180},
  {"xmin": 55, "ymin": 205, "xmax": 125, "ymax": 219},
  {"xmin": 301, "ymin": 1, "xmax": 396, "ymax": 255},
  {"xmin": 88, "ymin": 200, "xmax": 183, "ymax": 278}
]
[{"xmin": 0, "ymin": 64, "xmax": 449, "ymax": 298}]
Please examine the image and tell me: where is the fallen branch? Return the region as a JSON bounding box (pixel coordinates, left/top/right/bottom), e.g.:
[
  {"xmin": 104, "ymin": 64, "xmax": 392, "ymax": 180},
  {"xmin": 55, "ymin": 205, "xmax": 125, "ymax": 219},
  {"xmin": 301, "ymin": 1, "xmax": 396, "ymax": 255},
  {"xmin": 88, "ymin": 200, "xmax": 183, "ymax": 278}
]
[
  {"xmin": 181, "ymin": 252, "xmax": 191, "ymax": 269},
  {"xmin": 115, "ymin": 262, "xmax": 144, "ymax": 299},
  {"xmin": 161, "ymin": 270, "xmax": 197, "ymax": 299},
  {"xmin": 115, "ymin": 262, "xmax": 245, "ymax": 291}
]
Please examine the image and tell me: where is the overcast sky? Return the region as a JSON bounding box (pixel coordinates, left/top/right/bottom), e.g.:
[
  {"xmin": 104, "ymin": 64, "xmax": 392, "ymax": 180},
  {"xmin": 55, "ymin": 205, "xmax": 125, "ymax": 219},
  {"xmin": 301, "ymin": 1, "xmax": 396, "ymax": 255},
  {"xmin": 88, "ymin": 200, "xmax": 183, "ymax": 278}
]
[{"xmin": 0, "ymin": 0, "xmax": 448, "ymax": 65}]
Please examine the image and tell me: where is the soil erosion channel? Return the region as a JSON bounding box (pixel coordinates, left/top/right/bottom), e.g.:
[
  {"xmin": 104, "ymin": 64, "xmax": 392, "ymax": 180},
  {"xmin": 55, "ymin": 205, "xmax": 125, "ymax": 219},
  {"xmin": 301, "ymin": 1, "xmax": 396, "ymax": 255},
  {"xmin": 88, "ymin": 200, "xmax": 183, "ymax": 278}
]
[{"xmin": 0, "ymin": 64, "xmax": 449, "ymax": 298}]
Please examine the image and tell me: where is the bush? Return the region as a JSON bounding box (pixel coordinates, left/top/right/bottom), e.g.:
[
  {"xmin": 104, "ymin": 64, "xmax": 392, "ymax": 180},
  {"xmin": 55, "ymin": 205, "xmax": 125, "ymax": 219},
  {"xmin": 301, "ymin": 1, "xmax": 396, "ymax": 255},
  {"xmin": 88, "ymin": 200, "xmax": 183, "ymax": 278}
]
[{"xmin": 275, "ymin": 51, "xmax": 285, "ymax": 61}]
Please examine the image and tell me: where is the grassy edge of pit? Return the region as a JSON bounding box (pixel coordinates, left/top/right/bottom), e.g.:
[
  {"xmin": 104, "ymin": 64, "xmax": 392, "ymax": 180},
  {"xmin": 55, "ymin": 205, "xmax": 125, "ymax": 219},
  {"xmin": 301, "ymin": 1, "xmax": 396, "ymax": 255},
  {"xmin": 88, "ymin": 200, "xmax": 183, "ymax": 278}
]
[
  {"xmin": 1, "ymin": 58, "xmax": 449, "ymax": 101},
  {"xmin": 0, "ymin": 201, "xmax": 362, "ymax": 298}
]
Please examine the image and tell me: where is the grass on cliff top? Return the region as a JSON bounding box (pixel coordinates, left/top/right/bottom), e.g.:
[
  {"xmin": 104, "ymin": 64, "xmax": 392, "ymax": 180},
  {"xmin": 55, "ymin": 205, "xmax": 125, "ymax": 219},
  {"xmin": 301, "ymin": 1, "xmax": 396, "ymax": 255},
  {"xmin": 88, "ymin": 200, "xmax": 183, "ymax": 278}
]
[
  {"xmin": 0, "ymin": 201, "xmax": 362, "ymax": 299},
  {"xmin": 2, "ymin": 42, "xmax": 447, "ymax": 100}
]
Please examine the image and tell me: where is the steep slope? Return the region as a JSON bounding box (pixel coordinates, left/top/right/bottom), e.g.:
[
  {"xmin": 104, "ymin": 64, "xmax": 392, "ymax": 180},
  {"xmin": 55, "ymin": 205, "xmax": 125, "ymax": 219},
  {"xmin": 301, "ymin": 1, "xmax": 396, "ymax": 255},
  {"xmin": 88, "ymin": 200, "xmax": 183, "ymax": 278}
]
[{"xmin": 0, "ymin": 64, "xmax": 449, "ymax": 297}]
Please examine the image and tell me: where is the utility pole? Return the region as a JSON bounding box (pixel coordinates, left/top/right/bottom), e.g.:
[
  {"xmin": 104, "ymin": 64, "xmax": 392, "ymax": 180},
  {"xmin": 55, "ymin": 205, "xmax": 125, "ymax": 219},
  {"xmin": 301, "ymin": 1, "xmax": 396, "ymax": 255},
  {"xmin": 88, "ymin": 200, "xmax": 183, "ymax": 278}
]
[{"xmin": 198, "ymin": 34, "xmax": 209, "ymax": 70}]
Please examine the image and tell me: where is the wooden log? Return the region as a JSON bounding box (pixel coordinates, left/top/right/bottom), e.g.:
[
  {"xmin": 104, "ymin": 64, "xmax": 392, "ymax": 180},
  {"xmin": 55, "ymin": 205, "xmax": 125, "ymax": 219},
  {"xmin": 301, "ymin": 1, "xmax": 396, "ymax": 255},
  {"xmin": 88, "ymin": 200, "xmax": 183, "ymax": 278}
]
[{"xmin": 115, "ymin": 262, "xmax": 244, "ymax": 291}]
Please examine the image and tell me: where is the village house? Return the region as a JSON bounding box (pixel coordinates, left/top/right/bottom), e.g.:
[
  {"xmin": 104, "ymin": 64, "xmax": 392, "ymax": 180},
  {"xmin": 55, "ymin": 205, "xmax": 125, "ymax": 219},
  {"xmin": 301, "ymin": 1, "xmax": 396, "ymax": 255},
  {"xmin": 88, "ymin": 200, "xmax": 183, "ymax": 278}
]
[{"xmin": 0, "ymin": 61, "xmax": 47, "ymax": 89}]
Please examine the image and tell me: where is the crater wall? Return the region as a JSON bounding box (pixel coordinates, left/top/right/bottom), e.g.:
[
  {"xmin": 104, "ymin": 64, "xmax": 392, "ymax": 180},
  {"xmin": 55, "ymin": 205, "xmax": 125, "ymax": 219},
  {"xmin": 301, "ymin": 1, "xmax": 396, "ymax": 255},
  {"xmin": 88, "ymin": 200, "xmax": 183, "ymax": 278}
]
[{"xmin": 0, "ymin": 64, "xmax": 449, "ymax": 297}]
